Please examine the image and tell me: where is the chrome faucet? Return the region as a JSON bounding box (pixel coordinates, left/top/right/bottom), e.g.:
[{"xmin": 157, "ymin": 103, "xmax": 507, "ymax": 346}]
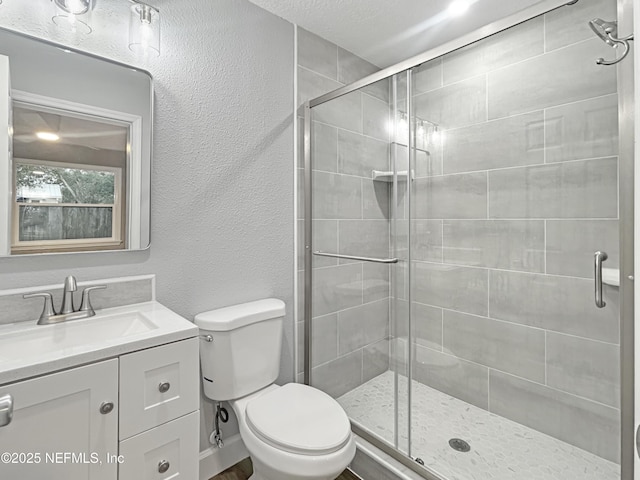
[
  {"xmin": 60, "ymin": 275, "xmax": 77, "ymax": 314},
  {"xmin": 23, "ymin": 276, "xmax": 107, "ymax": 325}
]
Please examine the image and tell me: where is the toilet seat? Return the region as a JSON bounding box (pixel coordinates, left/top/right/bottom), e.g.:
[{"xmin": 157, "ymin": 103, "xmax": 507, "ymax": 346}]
[{"xmin": 246, "ymin": 383, "xmax": 351, "ymax": 456}]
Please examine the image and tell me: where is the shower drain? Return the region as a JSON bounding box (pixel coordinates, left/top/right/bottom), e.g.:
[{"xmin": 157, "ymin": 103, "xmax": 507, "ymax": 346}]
[{"xmin": 449, "ymin": 438, "xmax": 471, "ymax": 452}]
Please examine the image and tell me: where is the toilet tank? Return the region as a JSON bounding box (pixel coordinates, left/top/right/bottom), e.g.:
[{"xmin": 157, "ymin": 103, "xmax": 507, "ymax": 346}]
[{"xmin": 195, "ymin": 298, "xmax": 285, "ymax": 401}]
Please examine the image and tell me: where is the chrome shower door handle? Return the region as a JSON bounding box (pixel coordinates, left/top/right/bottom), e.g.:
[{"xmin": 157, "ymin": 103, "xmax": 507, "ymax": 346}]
[
  {"xmin": 0, "ymin": 394, "xmax": 13, "ymax": 427},
  {"xmin": 594, "ymin": 251, "xmax": 608, "ymax": 308}
]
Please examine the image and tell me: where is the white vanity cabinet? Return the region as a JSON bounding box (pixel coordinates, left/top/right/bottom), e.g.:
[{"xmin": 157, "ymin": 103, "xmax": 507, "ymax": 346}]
[
  {"xmin": 118, "ymin": 337, "xmax": 200, "ymax": 480},
  {"xmin": 0, "ymin": 337, "xmax": 199, "ymax": 480},
  {"xmin": 0, "ymin": 359, "xmax": 119, "ymax": 480}
]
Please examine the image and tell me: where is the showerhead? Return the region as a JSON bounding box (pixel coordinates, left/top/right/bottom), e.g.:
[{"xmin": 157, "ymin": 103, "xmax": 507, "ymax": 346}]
[{"xmin": 589, "ymin": 18, "xmax": 618, "ymax": 47}]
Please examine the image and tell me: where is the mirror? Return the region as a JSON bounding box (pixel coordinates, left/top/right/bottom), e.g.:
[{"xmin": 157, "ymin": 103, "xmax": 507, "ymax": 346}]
[{"xmin": 0, "ymin": 27, "xmax": 152, "ymax": 255}]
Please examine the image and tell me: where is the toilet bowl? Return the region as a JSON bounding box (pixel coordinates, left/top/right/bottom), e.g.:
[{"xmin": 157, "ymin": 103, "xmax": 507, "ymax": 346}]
[{"xmin": 195, "ymin": 299, "xmax": 355, "ymax": 480}]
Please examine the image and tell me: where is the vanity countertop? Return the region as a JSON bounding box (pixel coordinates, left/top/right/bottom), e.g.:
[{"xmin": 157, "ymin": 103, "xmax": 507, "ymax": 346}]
[{"xmin": 0, "ymin": 301, "xmax": 198, "ymax": 385}]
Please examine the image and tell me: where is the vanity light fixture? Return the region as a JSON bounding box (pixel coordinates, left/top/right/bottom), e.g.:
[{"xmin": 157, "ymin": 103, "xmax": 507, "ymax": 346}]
[
  {"xmin": 35, "ymin": 132, "xmax": 60, "ymax": 142},
  {"xmin": 52, "ymin": 0, "xmax": 96, "ymax": 34},
  {"xmin": 129, "ymin": 1, "xmax": 161, "ymax": 57}
]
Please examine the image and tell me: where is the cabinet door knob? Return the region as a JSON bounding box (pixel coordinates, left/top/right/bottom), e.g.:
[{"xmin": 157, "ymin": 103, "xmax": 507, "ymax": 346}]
[
  {"xmin": 158, "ymin": 382, "xmax": 171, "ymax": 393},
  {"xmin": 99, "ymin": 401, "xmax": 114, "ymax": 415},
  {"xmin": 0, "ymin": 394, "xmax": 13, "ymax": 427},
  {"xmin": 158, "ymin": 459, "xmax": 170, "ymax": 473}
]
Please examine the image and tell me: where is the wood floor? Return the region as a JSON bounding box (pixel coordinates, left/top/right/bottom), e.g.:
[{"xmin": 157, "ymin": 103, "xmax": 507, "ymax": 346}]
[{"xmin": 210, "ymin": 457, "xmax": 361, "ymax": 480}]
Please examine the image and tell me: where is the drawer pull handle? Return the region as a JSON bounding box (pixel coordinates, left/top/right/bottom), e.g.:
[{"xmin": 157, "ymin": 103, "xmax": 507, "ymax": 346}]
[
  {"xmin": 0, "ymin": 394, "xmax": 13, "ymax": 427},
  {"xmin": 158, "ymin": 459, "xmax": 170, "ymax": 473},
  {"xmin": 158, "ymin": 382, "xmax": 171, "ymax": 393},
  {"xmin": 99, "ymin": 402, "xmax": 114, "ymax": 415}
]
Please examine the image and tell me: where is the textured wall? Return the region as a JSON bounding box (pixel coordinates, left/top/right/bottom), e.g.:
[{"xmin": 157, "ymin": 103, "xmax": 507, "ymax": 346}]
[{"xmin": 0, "ymin": 0, "xmax": 294, "ymax": 455}]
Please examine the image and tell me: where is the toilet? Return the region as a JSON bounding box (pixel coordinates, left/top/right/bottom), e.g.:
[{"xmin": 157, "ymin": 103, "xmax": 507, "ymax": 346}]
[{"xmin": 195, "ymin": 298, "xmax": 356, "ymax": 480}]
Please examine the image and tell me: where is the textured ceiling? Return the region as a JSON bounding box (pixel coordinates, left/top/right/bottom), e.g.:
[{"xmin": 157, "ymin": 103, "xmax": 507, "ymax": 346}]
[{"xmin": 248, "ymin": 0, "xmax": 553, "ymax": 67}]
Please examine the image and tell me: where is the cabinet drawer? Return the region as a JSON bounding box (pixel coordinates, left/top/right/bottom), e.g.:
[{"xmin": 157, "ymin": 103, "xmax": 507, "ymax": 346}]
[
  {"xmin": 118, "ymin": 411, "xmax": 199, "ymax": 480},
  {"xmin": 119, "ymin": 338, "xmax": 198, "ymax": 439}
]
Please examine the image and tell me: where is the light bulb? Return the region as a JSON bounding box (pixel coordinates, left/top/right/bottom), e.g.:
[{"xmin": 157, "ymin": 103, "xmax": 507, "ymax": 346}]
[{"xmin": 36, "ymin": 132, "xmax": 60, "ymax": 142}]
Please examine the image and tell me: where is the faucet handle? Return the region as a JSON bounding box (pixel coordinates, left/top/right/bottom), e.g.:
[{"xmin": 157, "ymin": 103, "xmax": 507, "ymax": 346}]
[
  {"xmin": 23, "ymin": 292, "xmax": 57, "ymax": 324},
  {"xmin": 79, "ymin": 285, "xmax": 107, "ymax": 315}
]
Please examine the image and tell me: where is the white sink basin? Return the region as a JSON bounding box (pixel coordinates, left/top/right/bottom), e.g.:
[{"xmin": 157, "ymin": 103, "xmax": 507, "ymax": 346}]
[
  {"xmin": 0, "ymin": 301, "xmax": 198, "ymax": 385},
  {"xmin": 0, "ymin": 311, "xmax": 156, "ymax": 362}
]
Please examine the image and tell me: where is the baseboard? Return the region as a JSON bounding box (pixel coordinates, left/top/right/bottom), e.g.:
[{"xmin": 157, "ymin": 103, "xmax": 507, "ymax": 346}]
[{"xmin": 198, "ymin": 434, "xmax": 249, "ymax": 480}]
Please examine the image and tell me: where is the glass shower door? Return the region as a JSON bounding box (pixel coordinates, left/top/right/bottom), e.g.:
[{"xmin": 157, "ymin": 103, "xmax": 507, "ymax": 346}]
[
  {"xmin": 307, "ymin": 73, "xmax": 412, "ymax": 455},
  {"xmin": 406, "ymin": 1, "xmax": 622, "ymax": 477}
]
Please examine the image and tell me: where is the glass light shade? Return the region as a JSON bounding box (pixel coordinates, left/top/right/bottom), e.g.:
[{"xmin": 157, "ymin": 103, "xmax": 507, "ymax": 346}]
[
  {"xmin": 129, "ymin": 2, "xmax": 160, "ymax": 57},
  {"xmin": 52, "ymin": 0, "xmax": 95, "ymax": 34}
]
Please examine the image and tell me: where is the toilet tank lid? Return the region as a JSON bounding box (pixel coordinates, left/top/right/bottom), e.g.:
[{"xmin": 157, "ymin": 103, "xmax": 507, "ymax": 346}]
[{"xmin": 194, "ymin": 298, "xmax": 286, "ymax": 332}]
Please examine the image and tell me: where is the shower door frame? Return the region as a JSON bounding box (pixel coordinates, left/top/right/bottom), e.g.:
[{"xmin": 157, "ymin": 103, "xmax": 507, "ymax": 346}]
[{"xmin": 302, "ymin": 0, "xmax": 635, "ymax": 478}]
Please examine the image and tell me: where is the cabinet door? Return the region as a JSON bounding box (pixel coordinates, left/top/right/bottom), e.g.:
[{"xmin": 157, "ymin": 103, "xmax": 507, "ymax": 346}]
[
  {"xmin": 119, "ymin": 411, "xmax": 199, "ymax": 480},
  {"xmin": 0, "ymin": 359, "xmax": 119, "ymax": 480}
]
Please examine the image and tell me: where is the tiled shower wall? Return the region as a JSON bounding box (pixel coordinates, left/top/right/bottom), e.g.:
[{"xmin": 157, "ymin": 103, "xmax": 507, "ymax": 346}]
[
  {"xmin": 295, "ymin": 28, "xmax": 393, "ymax": 396},
  {"xmin": 399, "ymin": 0, "xmax": 621, "ymax": 462}
]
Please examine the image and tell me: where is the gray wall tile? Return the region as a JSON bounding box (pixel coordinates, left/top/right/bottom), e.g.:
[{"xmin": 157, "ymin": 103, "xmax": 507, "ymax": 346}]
[
  {"xmin": 312, "ymin": 121, "xmax": 338, "ymax": 172},
  {"xmin": 339, "ymin": 220, "xmax": 390, "ymax": 261},
  {"xmin": 313, "ymin": 171, "xmax": 362, "ymax": 219},
  {"xmin": 414, "ymin": 344, "xmax": 489, "ymax": 409},
  {"xmin": 338, "ymin": 298, "xmax": 389, "ymax": 355},
  {"xmin": 443, "ymin": 220, "xmax": 545, "ymax": 273},
  {"xmin": 545, "ymin": 94, "xmax": 618, "ymax": 163},
  {"xmin": 393, "ymin": 300, "xmax": 442, "ymax": 351},
  {"xmin": 545, "ymin": 0, "xmax": 617, "ymax": 52},
  {"xmin": 395, "ymin": 143, "xmax": 442, "ymax": 178},
  {"xmin": 414, "ymin": 262, "xmax": 488, "ymax": 316},
  {"xmin": 488, "ymin": 39, "xmax": 617, "ymax": 119},
  {"xmin": 312, "ymin": 220, "xmax": 338, "ymax": 268},
  {"xmin": 298, "ymin": 66, "xmax": 341, "ymax": 107},
  {"xmin": 413, "ymin": 302, "xmax": 443, "ymax": 350},
  {"xmin": 313, "ymin": 89, "xmax": 363, "ymax": 132},
  {"xmin": 363, "ymin": 338, "xmax": 390, "ymax": 382},
  {"xmin": 489, "ymin": 270, "xmax": 619, "ymax": 343},
  {"xmin": 363, "ymin": 94, "xmax": 390, "ymax": 141},
  {"xmin": 546, "ymin": 219, "xmax": 619, "ymax": 278},
  {"xmin": 489, "ymin": 370, "xmax": 620, "ymax": 462},
  {"xmin": 403, "ymin": 58, "xmax": 442, "ymax": 96},
  {"xmin": 443, "ymin": 16, "xmax": 544, "ymax": 85},
  {"xmin": 338, "ymin": 48, "xmax": 388, "ymax": 102},
  {"xmin": 363, "ymin": 179, "xmax": 390, "ymax": 220},
  {"xmin": 443, "ymin": 311, "xmax": 545, "ymax": 382},
  {"xmin": 338, "ymin": 129, "xmax": 389, "ymax": 177},
  {"xmin": 312, "ymin": 350, "xmax": 362, "ymax": 398},
  {"xmin": 547, "ymin": 332, "xmax": 619, "ymax": 408},
  {"xmin": 415, "ymin": 172, "xmax": 488, "ymax": 219},
  {"xmin": 363, "ymin": 263, "xmax": 390, "ymax": 304},
  {"xmin": 413, "ymin": 220, "xmax": 443, "ymax": 263},
  {"xmin": 297, "ymin": 27, "xmax": 337, "ymax": 80},
  {"xmin": 414, "ymin": 75, "xmax": 487, "ymax": 130},
  {"xmin": 312, "ymin": 264, "xmax": 363, "ymax": 317},
  {"xmin": 311, "ymin": 313, "xmax": 338, "ymax": 368},
  {"xmin": 488, "ymin": 157, "xmax": 618, "ymax": 219},
  {"xmin": 443, "ymin": 111, "xmax": 544, "ymax": 174}
]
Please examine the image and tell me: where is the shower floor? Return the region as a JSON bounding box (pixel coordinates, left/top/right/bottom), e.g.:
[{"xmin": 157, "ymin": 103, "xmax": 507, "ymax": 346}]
[{"xmin": 338, "ymin": 371, "xmax": 619, "ymax": 480}]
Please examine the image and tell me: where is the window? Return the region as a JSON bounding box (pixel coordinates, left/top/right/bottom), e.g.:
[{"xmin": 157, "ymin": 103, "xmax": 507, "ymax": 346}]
[
  {"xmin": 12, "ymin": 160, "xmax": 123, "ymax": 253},
  {"xmin": 10, "ymin": 102, "xmax": 129, "ymax": 254}
]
